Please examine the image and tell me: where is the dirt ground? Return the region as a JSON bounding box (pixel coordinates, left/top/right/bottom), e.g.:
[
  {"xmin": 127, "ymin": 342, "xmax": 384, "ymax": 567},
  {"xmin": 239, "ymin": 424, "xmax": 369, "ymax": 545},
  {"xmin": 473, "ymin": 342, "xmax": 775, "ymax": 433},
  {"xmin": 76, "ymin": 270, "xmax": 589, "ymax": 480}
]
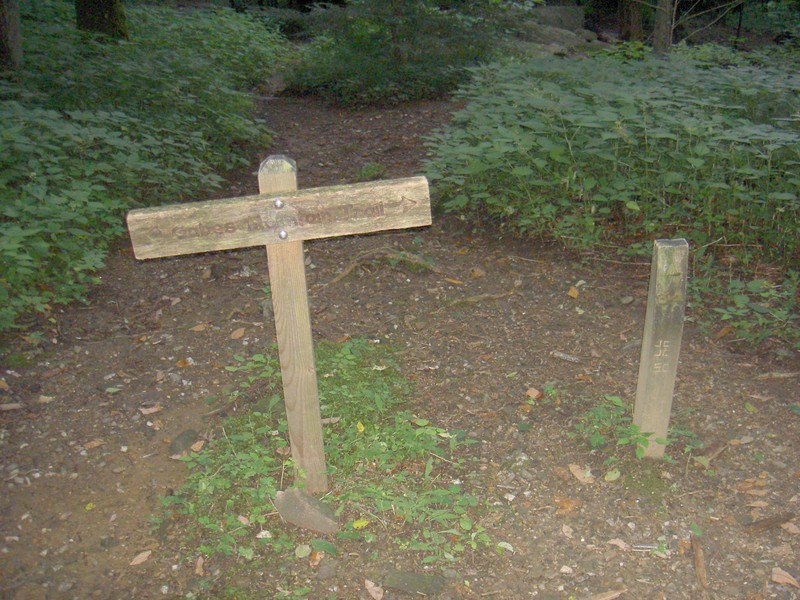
[{"xmin": 1, "ymin": 96, "xmax": 798, "ymax": 600}]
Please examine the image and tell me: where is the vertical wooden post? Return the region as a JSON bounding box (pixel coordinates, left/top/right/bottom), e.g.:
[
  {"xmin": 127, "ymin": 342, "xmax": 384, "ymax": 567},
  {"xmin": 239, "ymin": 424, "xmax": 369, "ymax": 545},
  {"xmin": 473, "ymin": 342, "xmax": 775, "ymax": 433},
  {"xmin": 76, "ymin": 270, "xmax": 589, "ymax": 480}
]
[
  {"xmin": 633, "ymin": 239, "xmax": 689, "ymax": 458},
  {"xmin": 259, "ymin": 155, "xmax": 328, "ymax": 493}
]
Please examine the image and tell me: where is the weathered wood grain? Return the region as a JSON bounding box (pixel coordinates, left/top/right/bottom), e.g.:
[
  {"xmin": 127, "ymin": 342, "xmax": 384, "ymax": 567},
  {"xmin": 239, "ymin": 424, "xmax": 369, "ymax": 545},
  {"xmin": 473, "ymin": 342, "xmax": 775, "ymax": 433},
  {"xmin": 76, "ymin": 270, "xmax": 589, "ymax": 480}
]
[
  {"xmin": 633, "ymin": 239, "xmax": 689, "ymax": 459},
  {"xmin": 127, "ymin": 176, "xmax": 430, "ymax": 260},
  {"xmin": 260, "ymin": 156, "xmax": 328, "ymax": 494}
]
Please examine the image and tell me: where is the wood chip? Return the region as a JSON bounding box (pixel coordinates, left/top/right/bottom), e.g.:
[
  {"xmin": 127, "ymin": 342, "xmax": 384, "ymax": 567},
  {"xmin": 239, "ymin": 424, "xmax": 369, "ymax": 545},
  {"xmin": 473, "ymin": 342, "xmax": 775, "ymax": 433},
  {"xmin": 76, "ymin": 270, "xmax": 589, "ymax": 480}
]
[
  {"xmin": 690, "ymin": 534, "xmax": 708, "ymax": 589},
  {"xmin": 551, "ymin": 351, "xmax": 580, "ymax": 363}
]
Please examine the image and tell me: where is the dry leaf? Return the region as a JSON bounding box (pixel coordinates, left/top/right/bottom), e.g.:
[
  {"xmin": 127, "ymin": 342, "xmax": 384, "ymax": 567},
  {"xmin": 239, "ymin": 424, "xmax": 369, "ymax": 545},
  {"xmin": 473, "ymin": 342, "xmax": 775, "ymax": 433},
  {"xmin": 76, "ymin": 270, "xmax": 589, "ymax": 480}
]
[
  {"xmin": 575, "ymin": 374, "xmax": 593, "ymax": 383},
  {"xmin": 83, "ymin": 439, "xmax": 106, "ymax": 449},
  {"xmin": 148, "ymin": 419, "xmax": 163, "ymax": 431},
  {"xmin": 469, "ymin": 267, "xmax": 486, "ymax": 279},
  {"xmin": 237, "ymin": 515, "xmax": 250, "ymax": 526},
  {"xmin": 443, "ymin": 278, "xmax": 464, "ymax": 285},
  {"xmin": 195, "ymin": 556, "xmax": 205, "ymax": 576},
  {"xmin": 715, "ymin": 325, "xmax": 734, "ymax": 340},
  {"xmin": 552, "ymin": 466, "xmax": 572, "ymax": 482},
  {"xmin": 746, "ymin": 501, "xmax": 769, "ymax": 508},
  {"xmin": 526, "ymin": 387, "xmax": 544, "ymax": 400},
  {"xmin": 772, "ymin": 567, "xmax": 800, "ymax": 588},
  {"xmin": 567, "ymin": 286, "xmax": 580, "ymax": 299},
  {"xmin": 553, "ymin": 496, "xmax": 582, "ymax": 515},
  {"xmin": 561, "ymin": 524, "xmax": 574, "ymax": 538},
  {"xmin": 175, "ymin": 358, "xmax": 191, "ymax": 368},
  {"xmin": 190, "ymin": 440, "xmax": 205, "ymax": 452},
  {"xmin": 276, "ymin": 446, "xmax": 291, "ymax": 456},
  {"xmin": 230, "ymin": 327, "xmax": 246, "ymax": 340},
  {"xmin": 0, "ymin": 379, "xmax": 9, "ymax": 391},
  {"xmin": 608, "ymin": 538, "xmax": 630, "ymax": 551},
  {"xmin": 189, "ymin": 323, "xmax": 208, "ymax": 332},
  {"xmin": 138, "ymin": 403, "xmax": 162, "ymax": 415},
  {"xmin": 129, "ymin": 550, "xmax": 152, "ymax": 566},
  {"xmin": 568, "ymin": 463, "xmax": 595, "ymax": 484},
  {"xmin": 364, "ymin": 579, "xmax": 384, "ymax": 600},
  {"xmin": 736, "ymin": 477, "xmax": 768, "ymax": 492},
  {"xmin": 0, "ymin": 403, "xmax": 23, "ymax": 411},
  {"xmin": 781, "ymin": 522, "xmax": 800, "ymax": 534},
  {"xmin": 309, "ymin": 550, "xmax": 324, "ymax": 568}
]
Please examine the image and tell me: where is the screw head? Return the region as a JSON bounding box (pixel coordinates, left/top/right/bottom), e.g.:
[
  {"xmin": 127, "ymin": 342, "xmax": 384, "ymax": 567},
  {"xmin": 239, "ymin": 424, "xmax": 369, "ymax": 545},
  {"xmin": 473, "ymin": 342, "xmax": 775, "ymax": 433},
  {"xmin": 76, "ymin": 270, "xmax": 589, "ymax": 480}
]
[{"xmin": 278, "ymin": 230, "xmax": 288, "ymax": 240}]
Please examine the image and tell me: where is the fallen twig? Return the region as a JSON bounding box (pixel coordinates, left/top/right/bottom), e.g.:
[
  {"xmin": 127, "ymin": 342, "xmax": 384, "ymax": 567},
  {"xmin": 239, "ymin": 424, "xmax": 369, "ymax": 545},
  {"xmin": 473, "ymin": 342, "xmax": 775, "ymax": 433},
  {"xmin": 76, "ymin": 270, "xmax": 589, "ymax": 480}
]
[
  {"xmin": 432, "ymin": 290, "xmax": 515, "ymax": 314},
  {"xmin": 755, "ymin": 371, "xmax": 800, "ymax": 380},
  {"xmin": 587, "ymin": 588, "xmax": 628, "ymax": 600},
  {"xmin": 745, "ymin": 512, "xmax": 796, "ymax": 534},
  {"xmin": 327, "ymin": 247, "xmax": 440, "ymax": 285}
]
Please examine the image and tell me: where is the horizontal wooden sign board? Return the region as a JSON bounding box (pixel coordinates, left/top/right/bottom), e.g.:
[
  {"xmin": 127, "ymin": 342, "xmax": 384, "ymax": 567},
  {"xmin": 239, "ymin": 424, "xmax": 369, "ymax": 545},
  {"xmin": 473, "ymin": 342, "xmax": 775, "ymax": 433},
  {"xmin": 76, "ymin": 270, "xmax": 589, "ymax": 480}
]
[{"xmin": 127, "ymin": 176, "xmax": 431, "ymax": 260}]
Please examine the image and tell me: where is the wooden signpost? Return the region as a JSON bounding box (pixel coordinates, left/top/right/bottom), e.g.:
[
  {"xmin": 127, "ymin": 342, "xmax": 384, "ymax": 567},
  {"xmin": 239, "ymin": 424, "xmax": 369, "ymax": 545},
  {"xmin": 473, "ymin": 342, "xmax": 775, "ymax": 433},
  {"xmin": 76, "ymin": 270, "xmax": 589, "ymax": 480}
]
[
  {"xmin": 127, "ymin": 156, "xmax": 431, "ymax": 492},
  {"xmin": 632, "ymin": 239, "xmax": 689, "ymax": 459}
]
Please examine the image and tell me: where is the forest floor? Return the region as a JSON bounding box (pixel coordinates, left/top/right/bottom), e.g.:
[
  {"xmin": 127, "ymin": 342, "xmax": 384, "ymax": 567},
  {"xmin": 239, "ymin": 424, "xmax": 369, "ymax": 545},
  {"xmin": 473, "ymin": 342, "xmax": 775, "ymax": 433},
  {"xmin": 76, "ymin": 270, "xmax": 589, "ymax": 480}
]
[{"xmin": 1, "ymin": 95, "xmax": 799, "ymax": 600}]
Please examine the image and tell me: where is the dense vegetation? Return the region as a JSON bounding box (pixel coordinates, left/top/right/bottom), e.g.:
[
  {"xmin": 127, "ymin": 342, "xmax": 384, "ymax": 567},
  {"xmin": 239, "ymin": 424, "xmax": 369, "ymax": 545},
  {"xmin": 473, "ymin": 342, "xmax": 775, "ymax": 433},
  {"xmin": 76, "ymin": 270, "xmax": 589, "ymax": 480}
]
[
  {"xmin": 424, "ymin": 40, "xmax": 800, "ymax": 351},
  {"xmin": 0, "ymin": 1, "xmax": 285, "ymax": 331},
  {"xmin": 1, "ymin": 0, "xmax": 798, "ymax": 350},
  {"xmin": 282, "ymin": 0, "xmax": 507, "ymax": 105}
]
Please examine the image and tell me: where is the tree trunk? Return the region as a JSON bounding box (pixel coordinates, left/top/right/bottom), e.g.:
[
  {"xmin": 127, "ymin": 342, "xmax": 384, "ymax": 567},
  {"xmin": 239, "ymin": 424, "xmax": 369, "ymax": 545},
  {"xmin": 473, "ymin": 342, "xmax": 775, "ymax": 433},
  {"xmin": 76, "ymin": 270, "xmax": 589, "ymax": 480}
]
[
  {"xmin": 618, "ymin": 0, "xmax": 643, "ymax": 41},
  {"xmin": 652, "ymin": 0, "xmax": 674, "ymax": 54},
  {"xmin": 0, "ymin": 0, "xmax": 22, "ymax": 70},
  {"xmin": 75, "ymin": 0, "xmax": 128, "ymax": 39}
]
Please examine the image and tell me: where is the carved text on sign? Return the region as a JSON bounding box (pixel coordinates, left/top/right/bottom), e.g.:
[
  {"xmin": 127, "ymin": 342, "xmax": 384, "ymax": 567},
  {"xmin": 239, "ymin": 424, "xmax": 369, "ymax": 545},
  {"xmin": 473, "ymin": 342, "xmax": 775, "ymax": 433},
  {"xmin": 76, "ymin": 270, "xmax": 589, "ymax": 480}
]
[{"xmin": 127, "ymin": 177, "xmax": 430, "ymax": 260}]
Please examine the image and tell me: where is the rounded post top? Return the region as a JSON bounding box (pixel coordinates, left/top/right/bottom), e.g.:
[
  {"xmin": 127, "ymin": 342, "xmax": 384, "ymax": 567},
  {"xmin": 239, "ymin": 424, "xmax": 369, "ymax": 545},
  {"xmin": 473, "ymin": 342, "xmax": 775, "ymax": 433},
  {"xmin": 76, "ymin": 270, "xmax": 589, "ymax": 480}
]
[{"xmin": 260, "ymin": 155, "xmax": 297, "ymax": 174}]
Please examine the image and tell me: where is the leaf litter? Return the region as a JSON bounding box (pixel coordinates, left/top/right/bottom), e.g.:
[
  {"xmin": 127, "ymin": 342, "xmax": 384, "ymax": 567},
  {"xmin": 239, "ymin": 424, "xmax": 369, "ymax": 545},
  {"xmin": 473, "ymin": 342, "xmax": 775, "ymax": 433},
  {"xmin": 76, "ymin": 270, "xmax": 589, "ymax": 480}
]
[{"xmin": 0, "ymin": 94, "xmax": 797, "ymax": 600}]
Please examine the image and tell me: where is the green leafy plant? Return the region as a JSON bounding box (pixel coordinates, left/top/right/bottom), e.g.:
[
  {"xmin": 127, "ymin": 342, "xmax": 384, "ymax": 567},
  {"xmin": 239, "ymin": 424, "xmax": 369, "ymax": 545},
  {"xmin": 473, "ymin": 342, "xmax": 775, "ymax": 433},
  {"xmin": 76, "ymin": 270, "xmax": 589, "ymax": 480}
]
[
  {"xmin": 160, "ymin": 339, "xmax": 489, "ymax": 569},
  {"xmin": 690, "ymin": 263, "xmax": 800, "ymax": 352},
  {"xmin": 0, "ymin": 2, "xmax": 286, "ymax": 331},
  {"xmin": 425, "ymin": 54, "xmax": 800, "ymax": 348},
  {"xmin": 357, "ymin": 161, "xmax": 388, "ymax": 181},
  {"xmin": 595, "ymin": 41, "xmax": 651, "ymax": 61},
  {"xmin": 572, "ymin": 395, "xmax": 663, "ymax": 460},
  {"xmin": 711, "ymin": 273, "xmax": 799, "ymax": 347}
]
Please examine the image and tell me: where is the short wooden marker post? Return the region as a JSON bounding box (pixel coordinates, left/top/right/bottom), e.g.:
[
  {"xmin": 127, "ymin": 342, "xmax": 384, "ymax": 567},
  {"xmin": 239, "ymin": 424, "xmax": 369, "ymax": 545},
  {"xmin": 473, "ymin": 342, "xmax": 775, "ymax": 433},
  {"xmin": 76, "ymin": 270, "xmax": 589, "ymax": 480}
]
[
  {"xmin": 127, "ymin": 155, "xmax": 431, "ymax": 492},
  {"xmin": 632, "ymin": 239, "xmax": 689, "ymax": 459}
]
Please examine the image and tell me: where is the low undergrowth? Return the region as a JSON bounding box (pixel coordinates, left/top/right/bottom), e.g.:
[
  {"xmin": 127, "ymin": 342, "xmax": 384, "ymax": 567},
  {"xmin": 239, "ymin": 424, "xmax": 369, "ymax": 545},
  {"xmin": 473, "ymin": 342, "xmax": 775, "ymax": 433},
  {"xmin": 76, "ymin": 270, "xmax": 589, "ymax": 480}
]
[
  {"xmin": 157, "ymin": 339, "xmax": 493, "ymax": 595},
  {"xmin": 0, "ymin": 1, "xmax": 285, "ymax": 332},
  {"xmin": 425, "ymin": 52, "xmax": 800, "ymax": 350},
  {"xmin": 282, "ymin": 0, "xmax": 513, "ymax": 105}
]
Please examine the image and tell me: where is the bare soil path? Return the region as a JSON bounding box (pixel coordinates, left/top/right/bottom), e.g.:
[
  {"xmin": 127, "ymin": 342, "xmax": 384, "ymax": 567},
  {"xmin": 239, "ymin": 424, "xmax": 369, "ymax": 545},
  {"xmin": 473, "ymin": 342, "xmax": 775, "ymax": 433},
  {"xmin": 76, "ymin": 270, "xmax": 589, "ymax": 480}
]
[{"xmin": 1, "ymin": 95, "xmax": 798, "ymax": 600}]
